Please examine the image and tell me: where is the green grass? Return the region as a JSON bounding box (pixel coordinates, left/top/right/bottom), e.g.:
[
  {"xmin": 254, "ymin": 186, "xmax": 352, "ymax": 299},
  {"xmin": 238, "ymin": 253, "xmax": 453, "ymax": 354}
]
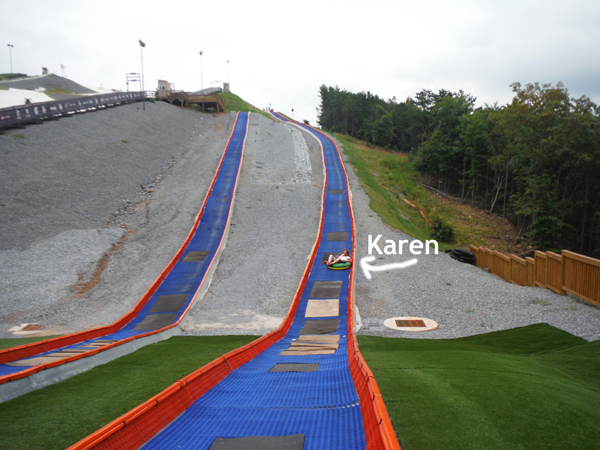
[
  {"xmin": 335, "ymin": 134, "xmax": 451, "ymax": 250},
  {"xmin": 3, "ymin": 326, "xmax": 598, "ymax": 449},
  {"xmin": 217, "ymin": 91, "xmax": 271, "ymax": 119},
  {"xmin": 335, "ymin": 133, "xmax": 524, "ymax": 251},
  {"xmin": 0, "ymin": 73, "xmax": 28, "ymax": 81},
  {"xmin": 529, "ymin": 298, "xmax": 553, "ymax": 306},
  {"xmin": 0, "ymin": 336, "xmax": 60, "ymax": 350},
  {"xmin": 358, "ymin": 324, "xmax": 600, "ymax": 450},
  {"xmin": 0, "ymin": 335, "xmax": 256, "ymax": 450},
  {"xmin": 45, "ymin": 85, "xmax": 76, "ymax": 96}
]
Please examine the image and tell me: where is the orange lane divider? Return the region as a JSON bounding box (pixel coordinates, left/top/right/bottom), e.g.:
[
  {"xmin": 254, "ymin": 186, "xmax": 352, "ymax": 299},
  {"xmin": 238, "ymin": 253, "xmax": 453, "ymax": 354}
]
[
  {"xmin": 289, "ymin": 121, "xmax": 400, "ymax": 449},
  {"xmin": 68, "ymin": 117, "xmax": 400, "ymax": 450},
  {"xmin": 66, "ymin": 118, "xmax": 327, "ymax": 450},
  {"xmin": 0, "ymin": 112, "xmax": 245, "ymax": 385},
  {"xmin": 326, "ymin": 128, "xmax": 401, "ymax": 450}
]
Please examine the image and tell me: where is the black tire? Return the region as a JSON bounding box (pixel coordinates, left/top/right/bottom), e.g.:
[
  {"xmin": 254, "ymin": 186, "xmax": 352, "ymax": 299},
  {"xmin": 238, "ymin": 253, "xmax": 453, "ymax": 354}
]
[
  {"xmin": 451, "ymin": 248, "xmax": 474, "ymax": 258},
  {"xmin": 450, "ymin": 253, "xmax": 475, "ymax": 265}
]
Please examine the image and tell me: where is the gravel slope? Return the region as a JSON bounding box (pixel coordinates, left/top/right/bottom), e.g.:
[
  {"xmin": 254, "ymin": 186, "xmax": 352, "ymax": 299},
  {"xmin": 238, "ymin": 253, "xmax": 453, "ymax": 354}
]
[
  {"xmin": 183, "ymin": 114, "xmax": 323, "ymax": 335},
  {"xmin": 0, "ymin": 102, "xmax": 235, "ymax": 337},
  {"xmin": 1, "ymin": 103, "xmax": 599, "ymax": 342}
]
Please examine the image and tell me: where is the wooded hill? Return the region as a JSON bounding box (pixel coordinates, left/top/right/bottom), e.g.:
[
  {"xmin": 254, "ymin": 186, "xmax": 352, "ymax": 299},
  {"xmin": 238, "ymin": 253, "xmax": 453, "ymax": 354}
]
[{"xmin": 318, "ymin": 83, "xmax": 600, "ymax": 257}]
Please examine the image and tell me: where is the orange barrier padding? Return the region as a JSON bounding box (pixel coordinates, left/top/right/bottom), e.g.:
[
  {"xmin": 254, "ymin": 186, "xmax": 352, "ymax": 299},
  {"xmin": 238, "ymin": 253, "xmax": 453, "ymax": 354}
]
[
  {"xmin": 0, "ymin": 113, "xmax": 247, "ymax": 385},
  {"xmin": 68, "ymin": 118, "xmax": 401, "ymax": 450},
  {"xmin": 276, "ymin": 119, "xmax": 401, "ymax": 450},
  {"xmin": 291, "ymin": 122, "xmax": 400, "ymax": 449},
  {"xmin": 224, "ymin": 347, "xmax": 258, "ymax": 372},
  {"xmin": 68, "ymin": 116, "xmax": 327, "ymax": 450},
  {"xmin": 330, "ymin": 132, "xmax": 400, "ymax": 449},
  {"xmin": 251, "ymin": 336, "xmax": 275, "ymax": 355}
]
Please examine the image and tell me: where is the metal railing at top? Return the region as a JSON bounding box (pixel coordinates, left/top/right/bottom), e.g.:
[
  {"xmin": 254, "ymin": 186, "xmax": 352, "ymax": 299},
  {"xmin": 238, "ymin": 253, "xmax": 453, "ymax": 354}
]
[{"xmin": 0, "ymin": 91, "xmax": 144, "ymax": 129}]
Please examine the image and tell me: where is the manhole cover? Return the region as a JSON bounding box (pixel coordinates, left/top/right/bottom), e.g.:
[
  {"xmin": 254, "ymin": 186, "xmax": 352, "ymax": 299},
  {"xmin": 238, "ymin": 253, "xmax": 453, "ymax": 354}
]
[{"xmin": 384, "ymin": 317, "xmax": 438, "ymax": 332}]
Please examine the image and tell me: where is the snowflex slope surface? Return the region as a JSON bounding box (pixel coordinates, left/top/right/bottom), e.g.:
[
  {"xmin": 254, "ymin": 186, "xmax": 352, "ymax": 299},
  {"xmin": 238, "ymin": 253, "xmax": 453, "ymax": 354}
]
[{"xmin": 137, "ymin": 113, "xmax": 366, "ymax": 449}]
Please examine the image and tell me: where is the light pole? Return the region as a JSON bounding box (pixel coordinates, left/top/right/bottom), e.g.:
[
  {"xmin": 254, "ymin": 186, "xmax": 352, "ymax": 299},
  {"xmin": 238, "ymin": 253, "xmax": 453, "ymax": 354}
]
[
  {"xmin": 199, "ymin": 51, "xmax": 203, "ymax": 92},
  {"xmin": 227, "ymin": 59, "xmax": 230, "ymax": 89},
  {"xmin": 139, "ymin": 40, "xmax": 145, "ymax": 110},
  {"xmin": 7, "ymin": 44, "xmax": 13, "ymax": 73}
]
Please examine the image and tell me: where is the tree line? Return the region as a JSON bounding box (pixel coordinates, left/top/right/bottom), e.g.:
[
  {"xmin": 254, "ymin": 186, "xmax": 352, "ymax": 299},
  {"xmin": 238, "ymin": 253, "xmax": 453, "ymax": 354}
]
[{"xmin": 318, "ymin": 83, "xmax": 600, "ymax": 257}]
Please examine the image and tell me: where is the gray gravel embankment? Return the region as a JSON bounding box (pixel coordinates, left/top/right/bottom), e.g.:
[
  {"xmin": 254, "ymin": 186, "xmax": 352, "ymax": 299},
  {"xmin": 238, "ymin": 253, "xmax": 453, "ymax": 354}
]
[
  {"xmin": 0, "ymin": 102, "xmax": 235, "ymax": 337},
  {"xmin": 182, "ymin": 114, "xmax": 324, "ymax": 335}
]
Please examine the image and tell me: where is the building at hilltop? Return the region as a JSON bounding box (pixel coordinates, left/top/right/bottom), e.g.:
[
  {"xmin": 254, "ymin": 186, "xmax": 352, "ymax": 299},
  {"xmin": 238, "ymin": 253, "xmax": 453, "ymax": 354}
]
[{"xmin": 156, "ymin": 79, "xmax": 225, "ymax": 113}]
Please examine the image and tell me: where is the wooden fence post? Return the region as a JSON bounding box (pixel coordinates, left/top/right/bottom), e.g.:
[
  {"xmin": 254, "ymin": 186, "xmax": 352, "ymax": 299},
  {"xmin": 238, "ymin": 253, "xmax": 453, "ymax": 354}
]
[
  {"xmin": 525, "ymin": 257, "xmax": 535, "ymax": 287},
  {"xmin": 534, "ymin": 251, "xmax": 547, "ymax": 288},
  {"xmin": 546, "ymin": 252, "xmax": 566, "ymax": 295},
  {"xmin": 509, "ymin": 255, "xmax": 527, "ymax": 286}
]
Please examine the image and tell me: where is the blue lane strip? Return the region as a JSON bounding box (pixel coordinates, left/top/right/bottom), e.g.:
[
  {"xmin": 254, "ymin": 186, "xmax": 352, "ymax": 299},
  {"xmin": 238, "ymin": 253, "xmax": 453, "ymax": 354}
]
[
  {"xmin": 0, "ymin": 112, "xmax": 250, "ymax": 377},
  {"xmin": 141, "ymin": 114, "xmax": 367, "ymax": 450}
]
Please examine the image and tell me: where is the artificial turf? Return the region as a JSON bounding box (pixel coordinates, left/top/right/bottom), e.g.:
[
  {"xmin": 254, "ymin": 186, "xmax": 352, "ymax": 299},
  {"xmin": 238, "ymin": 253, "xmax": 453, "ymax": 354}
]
[
  {"xmin": 0, "ymin": 335, "xmax": 256, "ymax": 450},
  {"xmin": 0, "ymin": 336, "xmax": 60, "ymax": 350},
  {"xmin": 1, "ymin": 325, "xmax": 598, "ymax": 450},
  {"xmin": 358, "ymin": 323, "xmax": 600, "ymax": 450}
]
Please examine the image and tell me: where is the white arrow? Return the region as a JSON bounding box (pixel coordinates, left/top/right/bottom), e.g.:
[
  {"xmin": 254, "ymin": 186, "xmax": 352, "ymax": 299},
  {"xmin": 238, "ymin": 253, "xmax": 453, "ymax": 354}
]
[{"xmin": 360, "ymin": 255, "xmax": 418, "ymax": 280}]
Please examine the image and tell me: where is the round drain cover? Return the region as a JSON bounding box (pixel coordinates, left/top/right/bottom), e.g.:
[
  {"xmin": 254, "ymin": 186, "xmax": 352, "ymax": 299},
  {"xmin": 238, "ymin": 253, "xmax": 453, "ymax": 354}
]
[{"xmin": 383, "ymin": 317, "xmax": 438, "ymax": 332}]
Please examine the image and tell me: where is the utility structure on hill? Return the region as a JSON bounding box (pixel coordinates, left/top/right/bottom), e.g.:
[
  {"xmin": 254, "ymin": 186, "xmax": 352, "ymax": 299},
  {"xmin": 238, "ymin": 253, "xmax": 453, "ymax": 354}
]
[{"xmin": 156, "ymin": 80, "xmax": 225, "ymax": 112}]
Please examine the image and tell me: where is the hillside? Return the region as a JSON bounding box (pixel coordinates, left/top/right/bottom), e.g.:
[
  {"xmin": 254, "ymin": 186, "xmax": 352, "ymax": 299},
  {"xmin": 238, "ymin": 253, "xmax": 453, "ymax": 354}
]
[
  {"xmin": 336, "ymin": 134, "xmax": 528, "ymax": 254},
  {"xmin": 0, "ymin": 73, "xmax": 97, "ymax": 97},
  {"xmin": 0, "ymin": 96, "xmax": 598, "ymax": 344}
]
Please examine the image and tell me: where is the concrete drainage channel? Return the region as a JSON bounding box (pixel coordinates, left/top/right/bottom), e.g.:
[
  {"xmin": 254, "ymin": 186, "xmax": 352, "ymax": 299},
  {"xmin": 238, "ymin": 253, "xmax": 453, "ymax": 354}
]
[{"xmin": 383, "ymin": 317, "xmax": 439, "ymax": 332}]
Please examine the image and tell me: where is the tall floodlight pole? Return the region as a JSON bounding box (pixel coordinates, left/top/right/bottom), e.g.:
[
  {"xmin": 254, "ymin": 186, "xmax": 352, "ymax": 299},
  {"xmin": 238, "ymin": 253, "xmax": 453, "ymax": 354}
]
[
  {"xmin": 139, "ymin": 39, "xmax": 146, "ymax": 111},
  {"xmin": 227, "ymin": 59, "xmax": 230, "ymax": 88},
  {"xmin": 199, "ymin": 51, "xmax": 204, "ymax": 92},
  {"xmin": 7, "ymin": 44, "xmax": 14, "ymax": 73}
]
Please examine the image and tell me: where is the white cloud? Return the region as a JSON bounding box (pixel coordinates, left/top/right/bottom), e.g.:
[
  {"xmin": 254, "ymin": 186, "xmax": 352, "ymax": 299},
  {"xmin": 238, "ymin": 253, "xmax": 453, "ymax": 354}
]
[{"xmin": 1, "ymin": 0, "xmax": 599, "ymax": 125}]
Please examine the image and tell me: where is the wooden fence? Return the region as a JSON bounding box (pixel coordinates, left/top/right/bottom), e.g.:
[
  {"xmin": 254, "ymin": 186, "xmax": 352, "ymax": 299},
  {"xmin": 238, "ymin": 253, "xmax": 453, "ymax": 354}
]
[{"xmin": 469, "ymin": 246, "xmax": 600, "ymax": 308}]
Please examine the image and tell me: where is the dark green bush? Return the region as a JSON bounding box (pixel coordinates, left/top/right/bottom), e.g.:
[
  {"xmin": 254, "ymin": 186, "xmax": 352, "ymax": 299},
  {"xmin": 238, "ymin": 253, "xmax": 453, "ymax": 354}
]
[{"xmin": 431, "ymin": 216, "xmax": 455, "ymax": 242}]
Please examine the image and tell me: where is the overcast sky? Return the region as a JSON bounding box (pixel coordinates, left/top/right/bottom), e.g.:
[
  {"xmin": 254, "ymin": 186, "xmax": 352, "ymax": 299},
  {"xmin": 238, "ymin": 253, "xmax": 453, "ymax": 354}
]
[{"xmin": 2, "ymin": 0, "xmax": 599, "ymax": 125}]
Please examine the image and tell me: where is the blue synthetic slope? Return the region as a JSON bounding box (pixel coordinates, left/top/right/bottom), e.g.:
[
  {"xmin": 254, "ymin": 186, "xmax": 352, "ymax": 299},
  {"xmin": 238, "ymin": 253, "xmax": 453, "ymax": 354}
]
[
  {"xmin": 0, "ymin": 112, "xmax": 250, "ymax": 377},
  {"xmin": 141, "ymin": 114, "xmax": 367, "ymax": 450}
]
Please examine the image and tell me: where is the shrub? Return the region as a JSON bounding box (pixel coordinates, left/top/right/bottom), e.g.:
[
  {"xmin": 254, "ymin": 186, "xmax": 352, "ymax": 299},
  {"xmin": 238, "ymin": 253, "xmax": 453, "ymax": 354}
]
[{"xmin": 431, "ymin": 216, "xmax": 455, "ymax": 242}]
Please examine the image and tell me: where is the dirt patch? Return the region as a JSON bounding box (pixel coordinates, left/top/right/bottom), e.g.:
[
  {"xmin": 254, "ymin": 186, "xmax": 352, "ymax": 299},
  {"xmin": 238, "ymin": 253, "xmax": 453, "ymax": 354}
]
[{"xmin": 430, "ymin": 191, "xmax": 531, "ymax": 255}]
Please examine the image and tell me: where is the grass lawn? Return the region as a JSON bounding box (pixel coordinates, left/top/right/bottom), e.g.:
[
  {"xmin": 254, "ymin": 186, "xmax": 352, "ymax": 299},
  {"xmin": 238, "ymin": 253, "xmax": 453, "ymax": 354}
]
[
  {"xmin": 0, "ymin": 336, "xmax": 60, "ymax": 350},
  {"xmin": 2, "ymin": 326, "xmax": 598, "ymax": 449},
  {"xmin": 217, "ymin": 91, "xmax": 271, "ymax": 119},
  {"xmin": 359, "ymin": 324, "xmax": 600, "ymax": 450},
  {"xmin": 0, "ymin": 335, "xmax": 256, "ymax": 450}
]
